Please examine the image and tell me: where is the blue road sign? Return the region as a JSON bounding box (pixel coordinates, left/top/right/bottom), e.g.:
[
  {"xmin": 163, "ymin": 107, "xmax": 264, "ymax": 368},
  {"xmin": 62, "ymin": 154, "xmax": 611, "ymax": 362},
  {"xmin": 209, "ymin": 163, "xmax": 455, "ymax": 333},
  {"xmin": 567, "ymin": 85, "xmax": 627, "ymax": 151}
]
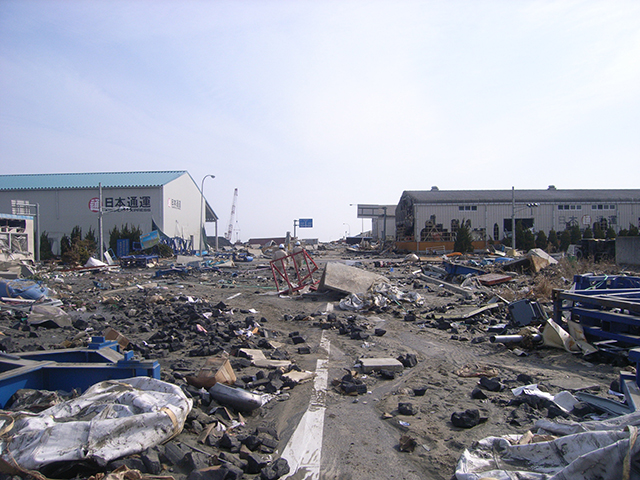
[{"xmin": 299, "ymin": 218, "xmax": 313, "ymax": 228}]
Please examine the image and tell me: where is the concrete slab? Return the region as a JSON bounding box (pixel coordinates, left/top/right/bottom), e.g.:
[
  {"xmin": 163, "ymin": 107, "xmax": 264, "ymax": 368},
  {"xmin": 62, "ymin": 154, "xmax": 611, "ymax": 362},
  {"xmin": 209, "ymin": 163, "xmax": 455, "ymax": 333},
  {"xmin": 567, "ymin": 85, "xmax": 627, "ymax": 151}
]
[
  {"xmin": 282, "ymin": 370, "xmax": 315, "ymax": 384},
  {"xmin": 417, "ymin": 273, "xmax": 473, "ymax": 299},
  {"xmin": 238, "ymin": 348, "xmax": 291, "ymax": 369},
  {"xmin": 477, "ymin": 273, "xmax": 513, "ymax": 286},
  {"xmin": 359, "ymin": 357, "xmax": 404, "ymax": 373},
  {"xmin": 528, "ymin": 248, "xmax": 558, "ymax": 265},
  {"xmin": 319, "ymin": 262, "xmax": 389, "ymax": 295},
  {"xmin": 528, "ymin": 255, "xmax": 550, "ymax": 273}
]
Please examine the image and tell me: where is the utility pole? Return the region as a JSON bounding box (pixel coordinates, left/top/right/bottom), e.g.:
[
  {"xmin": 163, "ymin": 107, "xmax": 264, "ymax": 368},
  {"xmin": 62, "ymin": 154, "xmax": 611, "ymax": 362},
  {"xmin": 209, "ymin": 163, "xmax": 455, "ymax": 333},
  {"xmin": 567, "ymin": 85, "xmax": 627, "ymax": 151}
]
[{"xmin": 200, "ymin": 175, "xmax": 215, "ymax": 254}]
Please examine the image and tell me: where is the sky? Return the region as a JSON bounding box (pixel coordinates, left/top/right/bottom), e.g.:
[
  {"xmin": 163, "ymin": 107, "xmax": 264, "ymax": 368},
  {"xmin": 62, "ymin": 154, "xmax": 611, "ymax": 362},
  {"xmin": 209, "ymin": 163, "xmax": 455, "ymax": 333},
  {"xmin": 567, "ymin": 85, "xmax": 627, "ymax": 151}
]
[{"xmin": 1, "ymin": 0, "xmax": 639, "ymax": 242}]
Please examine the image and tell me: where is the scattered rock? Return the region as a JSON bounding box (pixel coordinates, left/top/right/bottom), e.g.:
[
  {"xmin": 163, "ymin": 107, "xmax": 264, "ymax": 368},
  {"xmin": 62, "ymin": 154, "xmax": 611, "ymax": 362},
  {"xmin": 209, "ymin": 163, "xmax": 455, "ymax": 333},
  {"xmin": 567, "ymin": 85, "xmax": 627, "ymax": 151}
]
[{"xmin": 451, "ymin": 409, "xmax": 482, "ymax": 428}]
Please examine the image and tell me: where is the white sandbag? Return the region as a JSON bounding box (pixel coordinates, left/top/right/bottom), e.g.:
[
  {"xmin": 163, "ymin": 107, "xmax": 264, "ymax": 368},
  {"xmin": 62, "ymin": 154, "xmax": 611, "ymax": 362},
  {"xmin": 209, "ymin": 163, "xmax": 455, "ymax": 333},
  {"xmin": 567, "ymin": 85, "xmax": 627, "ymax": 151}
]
[
  {"xmin": 456, "ymin": 412, "xmax": 640, "ymax": 480},
  {"xmin": 84, "ymin": 257, "xmax": 108, "ymax": 267},
  {"xmin": 0, "ymin": 377, "xmax": 192, "ymax": 470}
]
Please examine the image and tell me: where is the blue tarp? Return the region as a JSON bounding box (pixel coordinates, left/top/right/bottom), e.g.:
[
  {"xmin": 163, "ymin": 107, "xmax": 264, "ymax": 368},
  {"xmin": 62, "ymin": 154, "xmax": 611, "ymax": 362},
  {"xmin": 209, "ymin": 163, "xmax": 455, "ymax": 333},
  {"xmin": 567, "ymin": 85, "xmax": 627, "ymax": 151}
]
[{"xmin": 0, "ymin": 279, "xmax": 48, "ymax": 300}]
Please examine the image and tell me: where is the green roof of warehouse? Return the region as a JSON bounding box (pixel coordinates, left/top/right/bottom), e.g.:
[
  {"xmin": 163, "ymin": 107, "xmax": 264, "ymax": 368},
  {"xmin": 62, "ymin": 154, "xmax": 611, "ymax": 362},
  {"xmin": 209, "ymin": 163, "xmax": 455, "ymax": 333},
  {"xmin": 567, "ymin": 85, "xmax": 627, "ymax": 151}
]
[{"xmin": 0, "ymin": 171, "xmax": 188, "ymax": 191}]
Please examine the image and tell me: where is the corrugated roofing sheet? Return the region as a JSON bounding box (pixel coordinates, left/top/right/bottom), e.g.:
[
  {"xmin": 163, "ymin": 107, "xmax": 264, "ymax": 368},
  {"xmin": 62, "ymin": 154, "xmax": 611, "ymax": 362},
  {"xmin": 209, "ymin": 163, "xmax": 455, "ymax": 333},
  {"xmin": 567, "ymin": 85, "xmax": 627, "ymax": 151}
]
[
  {"xmin": 0, "ymin": 171, "xmax": 187, "ymax": 191},
  {"xmin": 403, "ymin": 189, "xmax": 640, "ymax": 204}
]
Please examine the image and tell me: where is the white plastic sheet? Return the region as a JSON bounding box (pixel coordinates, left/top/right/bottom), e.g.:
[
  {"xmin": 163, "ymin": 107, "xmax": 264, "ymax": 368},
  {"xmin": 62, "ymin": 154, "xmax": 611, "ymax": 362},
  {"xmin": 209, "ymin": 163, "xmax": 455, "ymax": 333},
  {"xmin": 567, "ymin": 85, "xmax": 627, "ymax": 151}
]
[
  {"xmin": 456, "ymin": 411, "xmax": 640, "ymax": 480},
  {"xmin": 0, "ymin": 377, "xmax": 192, "ymax": 470},
  {"xmin": 338, "ymin": 282, "xmax": 424, "ymax": 311}
]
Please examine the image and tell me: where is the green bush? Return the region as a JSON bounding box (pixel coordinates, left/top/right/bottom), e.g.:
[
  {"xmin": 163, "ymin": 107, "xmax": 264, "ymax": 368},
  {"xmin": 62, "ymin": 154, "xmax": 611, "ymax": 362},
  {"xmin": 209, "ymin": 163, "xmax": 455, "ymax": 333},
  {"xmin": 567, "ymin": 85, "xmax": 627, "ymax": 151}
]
[
  {"xmin": 109, "ymin": 224, "xmax": 143, "ymax": 255},
  {"xmin": 548, "ymin": 230, "xmax": 559, "ymax": 251},
  {"xmin": 60, "ymin": 225, "xmax": 94, "ymax": 265},
  {"xmin": 453, "ymin": 220, "xmax": 473, "ymax": 253},
  {"xmin": 40, "ymin": 231, "xmax": 54, "ymax": 260}
]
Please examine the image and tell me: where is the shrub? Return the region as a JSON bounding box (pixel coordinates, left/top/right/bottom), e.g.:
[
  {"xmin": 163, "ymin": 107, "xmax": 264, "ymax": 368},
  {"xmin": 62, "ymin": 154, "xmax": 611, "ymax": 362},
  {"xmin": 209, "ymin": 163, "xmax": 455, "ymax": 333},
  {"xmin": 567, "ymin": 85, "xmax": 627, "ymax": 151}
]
[
  {"xmin": 453, "ymin": 220, "xmax": 473, "ymax": 253},
  {"xmin": 39, "ymin": 231, "xmax": 54, "ymax": 260}
]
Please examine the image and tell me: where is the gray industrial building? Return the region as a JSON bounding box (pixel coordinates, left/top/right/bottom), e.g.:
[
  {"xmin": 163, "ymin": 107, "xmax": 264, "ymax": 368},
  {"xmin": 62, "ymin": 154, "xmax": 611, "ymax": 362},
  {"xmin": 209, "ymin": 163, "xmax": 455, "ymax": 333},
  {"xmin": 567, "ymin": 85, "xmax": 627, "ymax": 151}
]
[
  {"xmin": 355, "ymin": 204, "xmax": 396, "ymax": 241},
  {"xmin": 0, "ymin": 171, "xmax": 218, "ymax": 257},
  {"xmin": 394, "ymin": 186, "xmax": 640, "ymax": 252}
]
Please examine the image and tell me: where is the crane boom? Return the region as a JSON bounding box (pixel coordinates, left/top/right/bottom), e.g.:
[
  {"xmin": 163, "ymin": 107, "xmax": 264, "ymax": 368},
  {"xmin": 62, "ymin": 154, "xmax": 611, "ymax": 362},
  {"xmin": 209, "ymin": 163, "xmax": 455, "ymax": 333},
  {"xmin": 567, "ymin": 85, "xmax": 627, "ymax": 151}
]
[{"xmin": 225, "ymin": 188, "xmax": 238, "ymax": 241}]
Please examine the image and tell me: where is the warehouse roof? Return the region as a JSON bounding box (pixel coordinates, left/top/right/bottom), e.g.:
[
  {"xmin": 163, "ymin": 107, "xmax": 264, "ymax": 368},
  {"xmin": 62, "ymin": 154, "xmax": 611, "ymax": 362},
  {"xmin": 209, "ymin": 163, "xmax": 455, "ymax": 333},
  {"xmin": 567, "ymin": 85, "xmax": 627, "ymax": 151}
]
[
  {"xmin": 402, "ymin": 187, "xmax": 640, "ymax": 204},
  {"xmin": 0, "ymin": 171, "xmax": 188, "ymax": 191}
]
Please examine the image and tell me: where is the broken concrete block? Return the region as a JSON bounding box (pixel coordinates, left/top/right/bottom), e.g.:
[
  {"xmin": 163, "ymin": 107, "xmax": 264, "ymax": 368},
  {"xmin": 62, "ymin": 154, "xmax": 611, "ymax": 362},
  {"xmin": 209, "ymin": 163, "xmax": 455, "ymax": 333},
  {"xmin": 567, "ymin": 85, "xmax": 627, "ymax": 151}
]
[
  {"xmin": 398, "ymin": 402, "xmax": 417, "ymax": 415},
  {"xmin": 244, "ymin": 452, "xmax": 268, "ymax": 474},
  {"xmin": 141, "ymin": 448, "xmax": 161, "ymax": 474},
  {"xmin": 479, "ymin": 376, "xmax": 503, "ymax": 392},
  {"xmin": 219, "ymin": 432, "xmax": 242, "ymax": 452},
  {"xmin": 451, "ymin": 409, "xmax": 481, "ymax": 428},
  {"xmin": 528, "ymin": 248, "xmax": 558, "ymax": 266},
  {"xmin": 399, "ymin": 435, "xmax": 417, "ymax": 452},
  {"xmin": 261, "ymin": 457, "xmax": 290, "ymax": 480},
  {"xmin": 162, "ymin": 441, "xmax": 187, "ymax": 465},
  {"xmin": 238, "ymin": 348, "xmax": 291, "ymax": 369},
  {"xmin": 281, "ymin": 370, "xmax": 314, "ymax": 385},
  {"xmin": 397, "ymin": 353, "xmax": 417, "ymax": 368},
  {"xmin": 350, "ymin": 331, "xmax": 369, "ymax": 340},
  {"xmin": 413, "ymin": 386, "xmax": 427, "ymax": 396},
  {"xmin": 182, "ymin": 451, "xmax": 211, "ymax": 471},
  {"xmin": 241, "ymin": 434, "xmax": 262, "ymax": 451},
  {"xmin": 319, "ymin": 261, "xmax": 389, "ymax": 295},
  {"xmin": 187, "ymin": 466, "xmax": 230, "ymax": 480},
  {"xmin": 259, "ymin": 435, "xmax": 278, "ymax": 452},
  {"xmin": 359, "ymin": 357, "xmax": 404, "ymax": 373},
  {"xmin": 471, "ymin": 387, "xmax": 488, "ymax": 400},
  {"xmin": 107, "ymin": 457, "xmax": 146, "ymax": 472}
]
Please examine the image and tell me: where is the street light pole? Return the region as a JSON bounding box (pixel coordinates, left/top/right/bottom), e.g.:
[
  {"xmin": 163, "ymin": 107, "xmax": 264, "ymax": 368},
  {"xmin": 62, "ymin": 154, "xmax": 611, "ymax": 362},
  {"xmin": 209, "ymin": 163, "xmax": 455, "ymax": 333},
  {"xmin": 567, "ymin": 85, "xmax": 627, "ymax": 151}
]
[{"xmin": 199, "ymin": 174, "xmax": 215, "ymax": 254}]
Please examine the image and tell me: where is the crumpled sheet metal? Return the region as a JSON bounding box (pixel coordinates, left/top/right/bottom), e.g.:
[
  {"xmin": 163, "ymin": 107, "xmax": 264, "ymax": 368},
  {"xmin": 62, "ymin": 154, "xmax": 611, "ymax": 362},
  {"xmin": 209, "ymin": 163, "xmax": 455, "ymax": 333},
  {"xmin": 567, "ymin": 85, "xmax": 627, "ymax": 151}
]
[
  {"xmin": 0, "ymin": 377, "xmax": 193, "ymax": 470},
  {"xmin": 456, "ymin": 411, "xmax": 640, "ymax": 480},
  {"xmin": 338, "ymin": 281, "xmax": 424, "ymax": 311}
]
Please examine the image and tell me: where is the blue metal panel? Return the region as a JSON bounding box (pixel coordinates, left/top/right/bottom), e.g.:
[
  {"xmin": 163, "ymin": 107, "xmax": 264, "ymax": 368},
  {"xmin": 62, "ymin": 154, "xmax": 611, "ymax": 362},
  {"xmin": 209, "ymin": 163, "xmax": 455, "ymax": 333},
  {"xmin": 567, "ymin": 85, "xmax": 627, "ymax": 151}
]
[
  {"xmin": 299, "ymin": 218, "xmax": 313, "ymax": 228},
  {"xmin": 442, "ymin": 261, "xmax": 487, "ymax": 276},
  {"xmin": 573, "ymin": 274, "xmax": 640, "ymax": 291},
  {"xmin": 117, "ymin": 238, "xmax": 130, "ymax": 258},
  {"xmin": 0, "ymin": 171, "xmax": 186, "ymax": 191},
  {"xmin": 0, "ymin": 338, "xmax": 160, "ymax": 408}
]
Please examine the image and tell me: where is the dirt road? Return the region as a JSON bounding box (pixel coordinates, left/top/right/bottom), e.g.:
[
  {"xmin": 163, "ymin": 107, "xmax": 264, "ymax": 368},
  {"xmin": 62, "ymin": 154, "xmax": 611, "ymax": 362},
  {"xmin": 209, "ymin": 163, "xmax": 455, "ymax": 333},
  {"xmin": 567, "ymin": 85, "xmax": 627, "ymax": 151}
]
[{"xmin": 0, "ymin": 249, "xmax": 628, "ymax": 479}]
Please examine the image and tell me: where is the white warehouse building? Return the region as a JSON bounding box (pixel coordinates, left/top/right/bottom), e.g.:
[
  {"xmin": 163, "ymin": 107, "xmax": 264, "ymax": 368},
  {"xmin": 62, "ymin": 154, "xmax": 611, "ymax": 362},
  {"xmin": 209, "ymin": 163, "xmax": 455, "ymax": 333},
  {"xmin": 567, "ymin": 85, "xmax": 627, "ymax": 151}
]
[
  {"xmin": 0, "ymin": 171, "xmax": 218, "ymax": 257},
  {"xmin": 395, "ymin": 186, "xmax": 640, "ymax": 252}
]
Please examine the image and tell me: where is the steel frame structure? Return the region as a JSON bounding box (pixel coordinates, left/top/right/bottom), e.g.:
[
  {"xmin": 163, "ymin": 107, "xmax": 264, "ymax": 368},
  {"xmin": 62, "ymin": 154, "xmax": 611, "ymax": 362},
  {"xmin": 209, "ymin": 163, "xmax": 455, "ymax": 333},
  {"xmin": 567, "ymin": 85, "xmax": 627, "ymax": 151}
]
[{"xmin": 270, "ymin": 250, "xmax": 320, "ymax": 294}]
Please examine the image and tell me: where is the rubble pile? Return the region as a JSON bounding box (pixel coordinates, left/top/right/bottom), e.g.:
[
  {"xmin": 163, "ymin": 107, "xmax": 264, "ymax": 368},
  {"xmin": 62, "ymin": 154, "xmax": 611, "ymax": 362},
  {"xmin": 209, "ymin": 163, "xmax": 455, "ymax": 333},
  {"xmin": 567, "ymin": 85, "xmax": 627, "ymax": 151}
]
[{"xmin": 0, "ymin": 244, "xmax": 639, "ymax": 479}]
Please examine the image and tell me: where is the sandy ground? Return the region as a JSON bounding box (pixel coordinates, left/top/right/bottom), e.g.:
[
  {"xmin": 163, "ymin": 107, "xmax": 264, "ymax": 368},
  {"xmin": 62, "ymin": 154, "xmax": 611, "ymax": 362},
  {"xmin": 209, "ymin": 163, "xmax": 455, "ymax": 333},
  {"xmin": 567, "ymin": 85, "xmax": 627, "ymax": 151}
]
[{"xmin": 0, "ymin": 247, "xmax": 635, "ymax": 479}]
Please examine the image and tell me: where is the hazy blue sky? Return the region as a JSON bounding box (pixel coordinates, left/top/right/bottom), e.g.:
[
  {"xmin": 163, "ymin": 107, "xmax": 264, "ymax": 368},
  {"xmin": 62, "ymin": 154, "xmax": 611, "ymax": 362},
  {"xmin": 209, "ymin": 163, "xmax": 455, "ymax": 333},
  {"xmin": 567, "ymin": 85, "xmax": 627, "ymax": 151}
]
[{"xmin": 2, "ymin": 1, "xmax": 639, "ymax": 241}]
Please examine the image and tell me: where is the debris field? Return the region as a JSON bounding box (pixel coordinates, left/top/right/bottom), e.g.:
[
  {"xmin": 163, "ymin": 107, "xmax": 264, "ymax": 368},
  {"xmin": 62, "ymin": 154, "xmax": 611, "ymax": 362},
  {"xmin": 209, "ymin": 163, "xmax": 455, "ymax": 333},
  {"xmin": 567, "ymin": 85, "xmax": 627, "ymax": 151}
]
[{"xmin": 1, "ymin": 243, "xmax": 639, "ymax": 480}]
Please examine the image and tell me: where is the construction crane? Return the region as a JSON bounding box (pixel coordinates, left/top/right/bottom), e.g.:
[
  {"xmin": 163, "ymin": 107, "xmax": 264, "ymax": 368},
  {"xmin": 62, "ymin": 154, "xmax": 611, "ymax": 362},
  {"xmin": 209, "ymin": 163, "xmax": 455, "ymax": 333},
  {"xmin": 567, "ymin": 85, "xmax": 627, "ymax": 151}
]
[{"xmin": 225, "ymin": 188, "xmax": 238, "ymax": 242}]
